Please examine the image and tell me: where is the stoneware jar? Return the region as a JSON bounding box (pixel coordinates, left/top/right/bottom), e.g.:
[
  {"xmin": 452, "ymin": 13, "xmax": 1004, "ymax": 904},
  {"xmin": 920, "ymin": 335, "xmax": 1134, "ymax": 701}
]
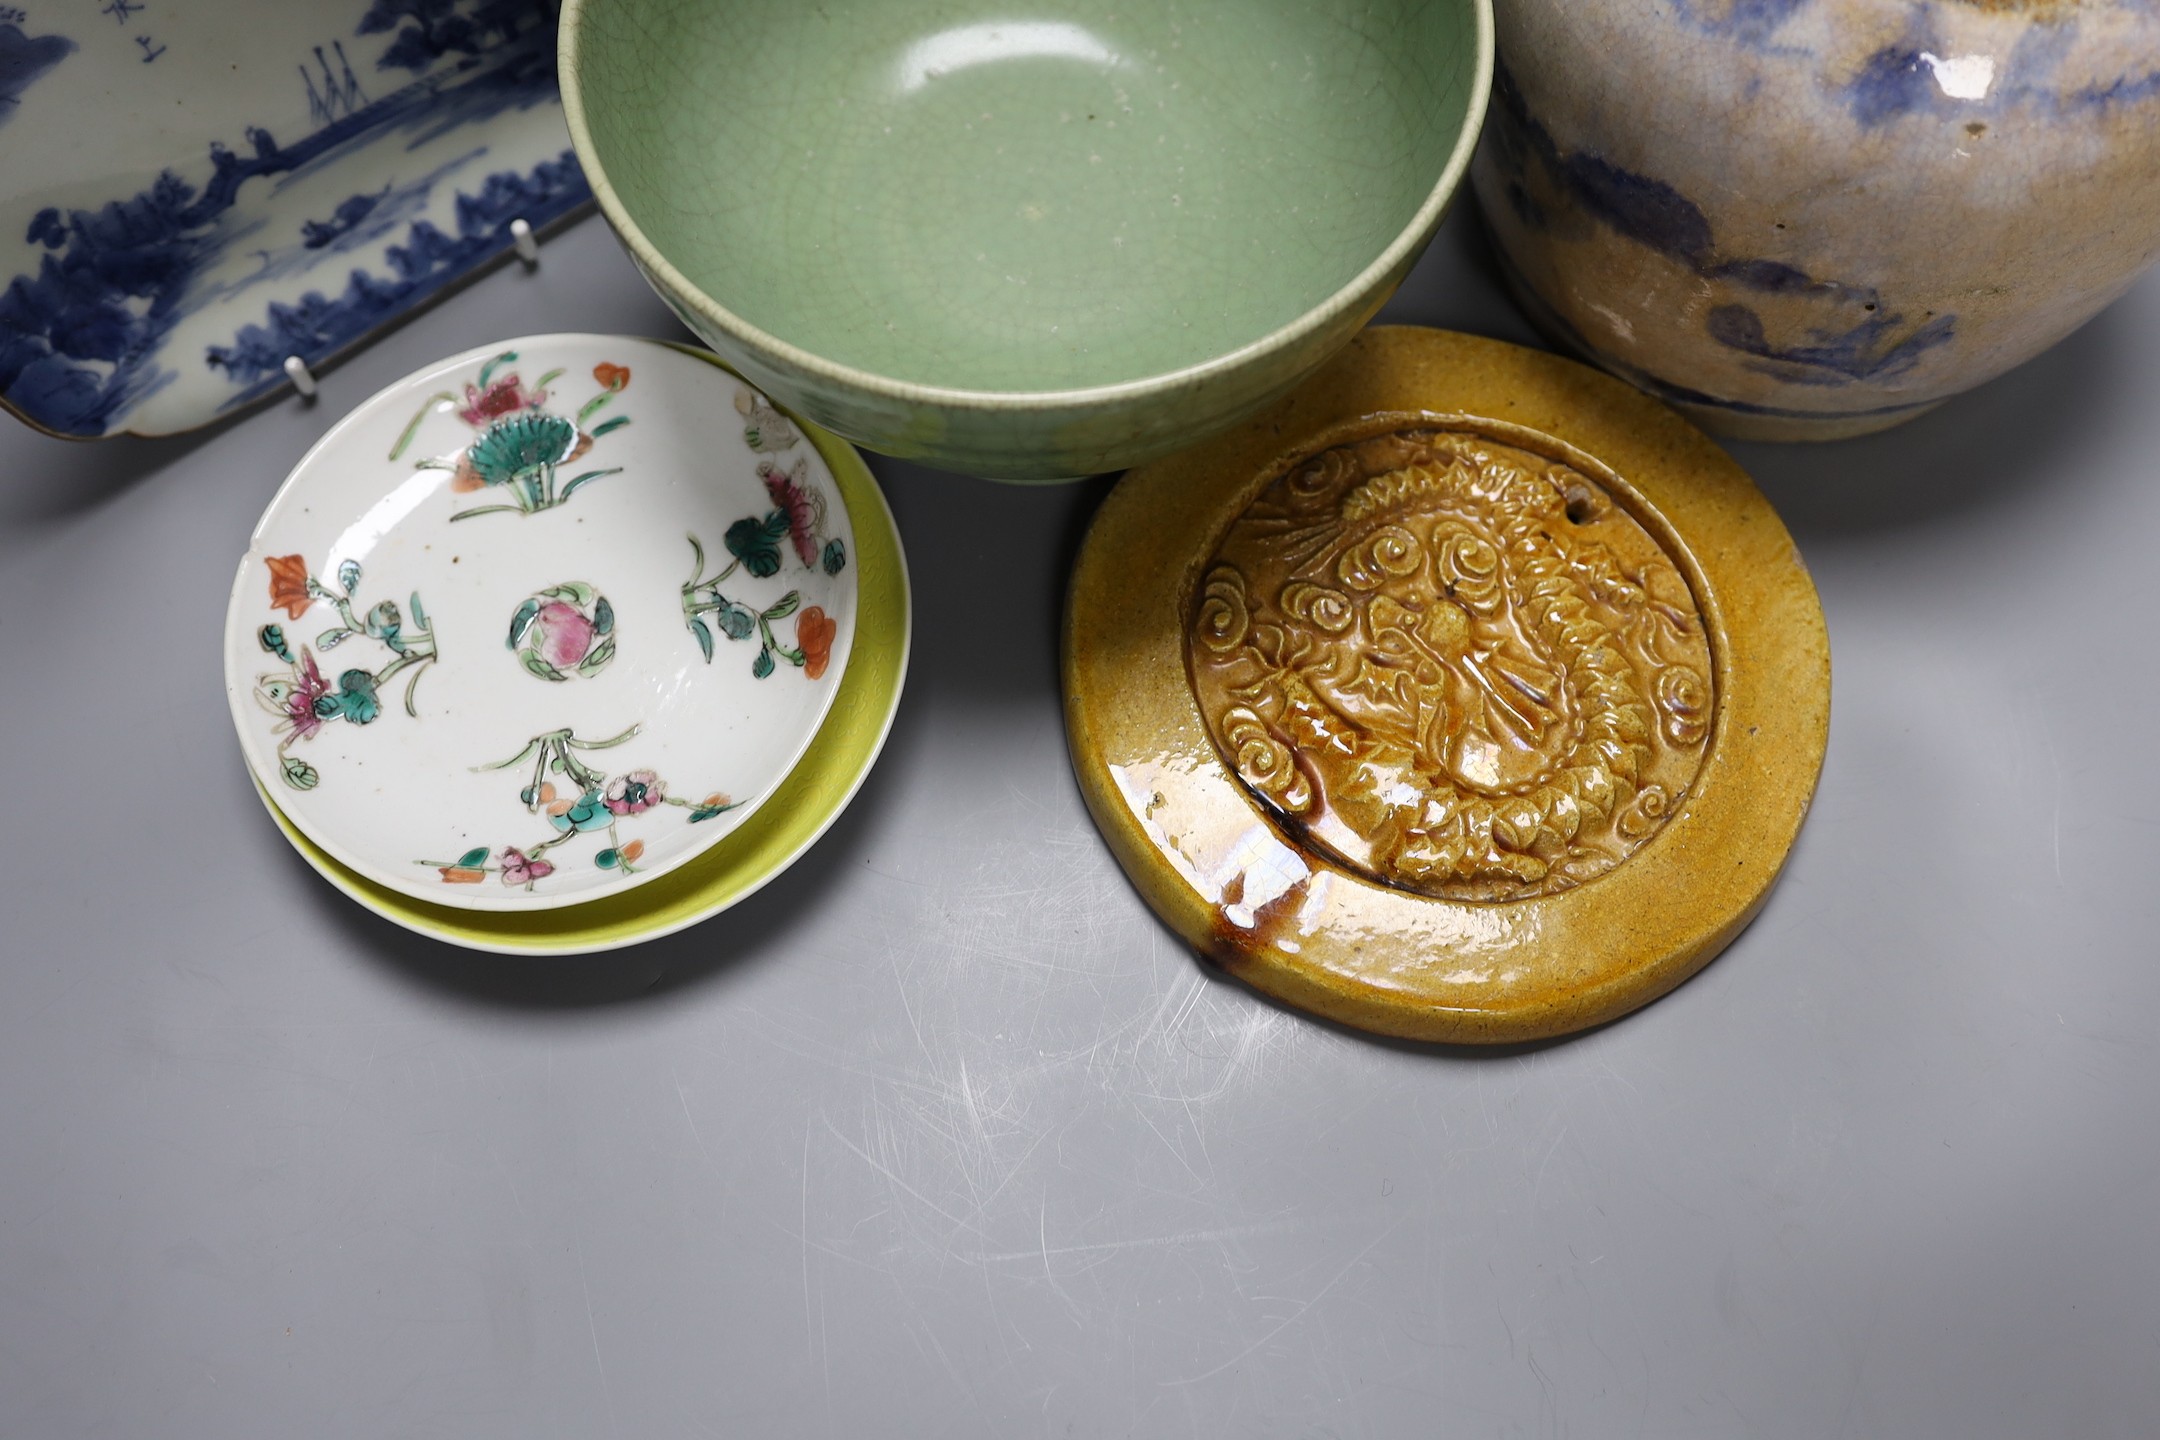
[{"xmin": 1473, "ymin": 0, "xmax": 2160, "ymax": 441}]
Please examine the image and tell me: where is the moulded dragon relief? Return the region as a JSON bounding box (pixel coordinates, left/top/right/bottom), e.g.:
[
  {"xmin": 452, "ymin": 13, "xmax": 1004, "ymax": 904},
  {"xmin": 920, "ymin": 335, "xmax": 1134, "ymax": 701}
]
[{"xmin": 1186, "ymin": 420, "xmax": 1715, "ymax": 902}]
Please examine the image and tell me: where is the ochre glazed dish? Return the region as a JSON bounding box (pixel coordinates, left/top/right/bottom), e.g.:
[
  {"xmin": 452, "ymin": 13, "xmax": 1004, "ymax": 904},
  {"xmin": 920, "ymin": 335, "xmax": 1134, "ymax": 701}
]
[{"xmin": 1063, "ymin": 327, "xmax": 1829, "ymax": 1042}]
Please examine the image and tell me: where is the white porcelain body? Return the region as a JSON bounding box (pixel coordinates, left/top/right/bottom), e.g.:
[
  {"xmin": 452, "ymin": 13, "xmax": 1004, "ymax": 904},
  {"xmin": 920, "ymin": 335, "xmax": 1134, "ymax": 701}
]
[
  {"xmin": 1473, "ymin": 0, "xmax": 2160, "ymax": 440},
  {"xmin": 223, "ymin": 335, "xmax": 858, "ymax": 910}
]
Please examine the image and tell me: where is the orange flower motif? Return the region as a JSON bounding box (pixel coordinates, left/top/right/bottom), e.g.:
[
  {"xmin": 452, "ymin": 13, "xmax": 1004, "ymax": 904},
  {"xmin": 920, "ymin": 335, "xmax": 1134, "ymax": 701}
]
[
  {"xmin": 265, "ymin": 554, "xmax": 313, "ymax": 619},
  {"xmin": 619, "ymin": 839, "xmax": 645, "ymax": 864},
  {"xmin": 439, "ymin": 867, "xmax": 486, "ymax": 884},
  {"xmin": 797, "ymin": 606, "xmax": 836, "ymax": 680},
  {"xmin": 592, "ymin": 362, "xmax": 631, "ymax": 392}
]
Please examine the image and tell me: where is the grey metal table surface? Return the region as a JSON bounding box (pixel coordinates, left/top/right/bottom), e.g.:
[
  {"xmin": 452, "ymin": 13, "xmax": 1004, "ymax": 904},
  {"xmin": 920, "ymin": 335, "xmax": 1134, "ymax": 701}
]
[{"xmin": 4, "ymin": 206, "xmax": 2157, "ymax": 1440}]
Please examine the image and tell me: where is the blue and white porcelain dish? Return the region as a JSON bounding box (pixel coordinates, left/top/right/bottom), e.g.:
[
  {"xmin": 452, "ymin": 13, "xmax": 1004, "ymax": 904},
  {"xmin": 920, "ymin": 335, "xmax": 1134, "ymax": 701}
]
[
  {"xmin": 1473, "ymin": 0, "xmax": 2160, "ymax": 441},
  {"xmin": 0, "ymin": 0, "xmax": 593, "ymax": 440}
]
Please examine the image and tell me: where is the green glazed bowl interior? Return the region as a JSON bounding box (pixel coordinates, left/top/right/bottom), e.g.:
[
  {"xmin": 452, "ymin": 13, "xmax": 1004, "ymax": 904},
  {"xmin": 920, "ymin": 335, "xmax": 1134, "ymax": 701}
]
[{"xmin": 564, "ymin": 0, "xmax": 1489, "ymax": 473}]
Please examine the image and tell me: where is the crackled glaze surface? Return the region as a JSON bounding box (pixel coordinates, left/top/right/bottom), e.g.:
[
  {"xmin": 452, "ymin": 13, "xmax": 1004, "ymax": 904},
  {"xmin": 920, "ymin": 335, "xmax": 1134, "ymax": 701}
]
[
  {"xmin": 1474, "ymin": 0, "xmax": 2160, "ymax": 439},
  {"xmin": 1065, "ymin": 327, "xmax": 1829, "ymax": 1043},
  {"xmin": 1188, "ymin": 420, "xmax": 1712, "ymax": 902},
  {"xmin": 224, "ymin": 334, "xmax": 857, "ymax": 912},
  {"xmin": 561, "ymin": 0, "xmax": 1493, "ymax": 478}
]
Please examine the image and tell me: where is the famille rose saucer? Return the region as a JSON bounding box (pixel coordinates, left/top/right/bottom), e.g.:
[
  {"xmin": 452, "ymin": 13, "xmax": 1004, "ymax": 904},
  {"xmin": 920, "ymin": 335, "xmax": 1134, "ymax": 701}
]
[
  {"xmin": 224, "ymin": 335, "xmax": 870, "ymax": 915},
  {"xmin": 249, "ymin": 410, "xmax": 909, "ymax": 954}
]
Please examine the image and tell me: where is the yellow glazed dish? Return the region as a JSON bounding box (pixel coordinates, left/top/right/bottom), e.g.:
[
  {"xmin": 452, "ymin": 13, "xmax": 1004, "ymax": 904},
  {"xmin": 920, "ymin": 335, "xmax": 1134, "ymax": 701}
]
[
  {"xmin": 256, "ymin": 358, "xmax": 910, "ymax": 954},
  {"xmin": 1063, "ymin": 327, "xmax": 1829, "ymax": 1042}
]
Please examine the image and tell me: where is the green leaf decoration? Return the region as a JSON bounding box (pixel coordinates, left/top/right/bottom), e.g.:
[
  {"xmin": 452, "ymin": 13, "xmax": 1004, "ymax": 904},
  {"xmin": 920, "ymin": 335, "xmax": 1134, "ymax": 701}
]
[
  {"xmin": 401, "ymin": 662, "xmax": 430, "ymax": 719},
  {"xmin": 318, "ymin": 628, "xmax": 350, "ymax": 650},
  {"xmin": 595, "ymin": 848, "xmax": 620, "ymax": 870},
  {"xmin": 336, "ymin": 558, "xmax": 361, "ymax": 594},
  {"xmin": 576, "ymin": 390, "xmax": 615, "ymax": 425},
  {"xmin": 690, "ymin": 617, "xmax": 715, "ymax": 663},
  {"xmin": 457, "ymin": 846, "xmax": 490, "ymax": 868},
  {"xmin": 258, "ymin": 625, "xmax": 291, "ymax": 662},
  {"xmin": 507, "ymin": 598, "xmax": 542, "ymax": 650},
  {"xmin": 279, "ymin": 756, "xmax": 319, "ymax": 791},
  {"xmin": 688, "ymin": 806, "xmax": 722, "ymax": 822},
  {"xmin": 590, "ymin": 415, "xmax": 631, "ymax": 438},
  {"xmin": 724, "ymin": 512, "xmax": 787, "ymax": 579},
  {"xmin": 557, "ymin": 468, "xmax": 622, "ymax": 505},
  {"xmin": 409, "ymin": 591, "xmax": 429, "ymax": 631},
  {"xmin": 720, "ymin": 517, "xmax": 760, "ymax": 553},
  {"xmin": 520, "ymin": 650, "xmax": 567, "ymax": 682},
  {"xmin": 364, "ymin": 600, "xmax": 401, "ymax": 638},
  {"xmin": 762, "ymin": 591, "xmax": 801, "ymax": 622},
  {"xmin": 717, "ymin": 602, "xmax": 757, "ymax": 640},
  {"xmin": 593, "ymin": 596, "xmax": 614, "ymax": 635},
  {"xmin": 323, "ymin": 670, "xmax": 382, "ymax": 724},
  {"xmin": 752, "ymin": 647, "xmax": 775, "ymax": 680},
  {"xmin": 448, "ymin": 505, "xmax": 525, "ymax": 522},
  {"xmin": 577, "ymin": 637, "xmax": 616, "ymax": 677},
  {"xmin": 390, "ymin": 390, "xmax": 455, "ymax": 462},
  {"xmin": 467, "ymin": 411, "xmax": 577, "ymax": 486},
  {"xmin": 544, "ymin": 581, "xmax": 596, "ymax": 608},
  {"xmin": 476, "ymin": 351, "xmax": 518, "ymax": 389},
  {"xmin": 821, "ymin": 539, "xmax": 847, "ymax": 575},
  {"xmin": 519, "ymin": 785, "xmax": 539, "ymax": 806}
]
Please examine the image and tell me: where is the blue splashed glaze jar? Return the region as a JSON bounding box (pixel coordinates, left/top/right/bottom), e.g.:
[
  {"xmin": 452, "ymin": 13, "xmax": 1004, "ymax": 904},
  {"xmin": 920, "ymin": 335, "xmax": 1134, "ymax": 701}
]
[{"xmin": 1472, "ymin": 0, "xmax": 2160, "ymax": 440}]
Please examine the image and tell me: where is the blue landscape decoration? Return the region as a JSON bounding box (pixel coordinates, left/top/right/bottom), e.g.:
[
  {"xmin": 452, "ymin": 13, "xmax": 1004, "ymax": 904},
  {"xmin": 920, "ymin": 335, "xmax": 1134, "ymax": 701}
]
[
  {"xmin": 207, "ymin": 151, "xmax": 587, "ymax": 397},
  {"xmin": 0, "ymin": 0, "xmax": 593, "ymax": 438},
  {"xmin": 1485, "ymin": 61, "xmax": 1956, "ymax": 394},
  {"xmin": 0, "ymin": 20, "xmax": 73, "ymax": 129}
]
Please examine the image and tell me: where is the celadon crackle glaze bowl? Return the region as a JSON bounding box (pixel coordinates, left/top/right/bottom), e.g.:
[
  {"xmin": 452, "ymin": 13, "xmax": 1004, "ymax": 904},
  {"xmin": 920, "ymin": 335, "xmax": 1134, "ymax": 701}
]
[{"xmin": 561, "ymin": 0, "xmax": 1493, "ymax": 480}]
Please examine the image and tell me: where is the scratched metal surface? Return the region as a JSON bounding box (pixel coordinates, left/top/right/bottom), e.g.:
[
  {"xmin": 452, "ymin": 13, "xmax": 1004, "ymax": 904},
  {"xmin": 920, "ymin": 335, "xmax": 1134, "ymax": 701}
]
[{"xmin": 3, "ymin": 206, "xmax": 2158, "ymax": 1439}]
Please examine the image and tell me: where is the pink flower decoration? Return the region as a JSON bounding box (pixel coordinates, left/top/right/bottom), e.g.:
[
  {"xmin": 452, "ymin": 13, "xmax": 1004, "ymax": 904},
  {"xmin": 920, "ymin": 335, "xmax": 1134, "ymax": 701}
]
[
  {"xmin": 532, "ymin": 601, "xmax": 596, "ymax": 668},
  {"xmin": 286, "ymin": 651, "xmax": 329, "ymax": 741},
  {"xmin": 457, "ymin": 374, "xmax": 547, "ymax": 427},
  {"xmin": 760, "ymin": 459, "xmax": 822, "ymax": 568},
  {"xmin": 499, "ymin": 848, "xmax": 555, "ymax": 887},
  {"xmin": 603, "ymin": 770, "xmax": 664, "ymax": 816}
]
